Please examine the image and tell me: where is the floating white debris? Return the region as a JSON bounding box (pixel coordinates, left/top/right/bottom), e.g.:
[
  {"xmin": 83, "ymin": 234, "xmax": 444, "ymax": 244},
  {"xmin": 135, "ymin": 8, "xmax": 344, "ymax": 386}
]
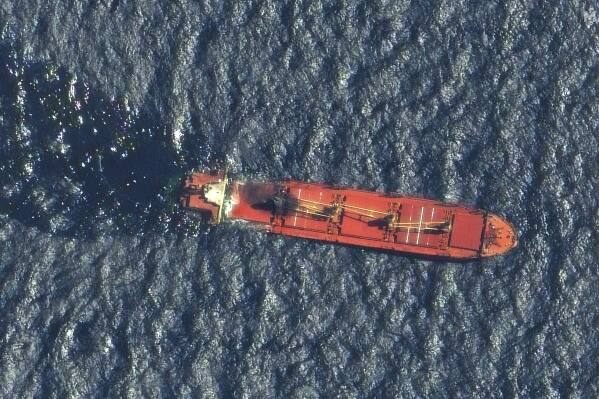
[
  {"xmin": 68, "ymin": 76, "xmax": 77, "ymax": 101},
  {"xmin": 173, "ymin": 128, "xmax": 184, "ymax": 151}
]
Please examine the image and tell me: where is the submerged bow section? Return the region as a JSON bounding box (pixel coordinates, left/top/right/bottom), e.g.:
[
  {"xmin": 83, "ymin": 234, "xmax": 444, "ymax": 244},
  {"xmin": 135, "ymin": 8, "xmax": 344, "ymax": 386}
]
[{"xmin": 180, "ymin": 171, "xmax": 518, "ymax": 260}]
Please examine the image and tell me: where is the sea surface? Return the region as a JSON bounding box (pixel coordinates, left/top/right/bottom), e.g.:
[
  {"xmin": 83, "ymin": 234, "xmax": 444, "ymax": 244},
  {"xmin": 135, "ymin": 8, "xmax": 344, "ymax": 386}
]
[{"xmin": 1, "ymin": 1, "xmax": 598, "ymax": 397}]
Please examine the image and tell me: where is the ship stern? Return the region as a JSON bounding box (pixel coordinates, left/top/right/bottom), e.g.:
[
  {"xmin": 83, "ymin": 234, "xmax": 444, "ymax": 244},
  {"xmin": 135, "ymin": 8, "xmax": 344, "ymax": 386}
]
[{"xmin": 180, "ymin": 171, "xmax": 228, "ymax": 223}]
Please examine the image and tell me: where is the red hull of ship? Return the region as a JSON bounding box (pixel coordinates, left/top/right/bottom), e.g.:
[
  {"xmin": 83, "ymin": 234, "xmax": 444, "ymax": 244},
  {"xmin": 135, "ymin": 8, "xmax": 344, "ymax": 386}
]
[{"xmin": 180, "ymin": 171, "xmax": 517, "ymax": 260}]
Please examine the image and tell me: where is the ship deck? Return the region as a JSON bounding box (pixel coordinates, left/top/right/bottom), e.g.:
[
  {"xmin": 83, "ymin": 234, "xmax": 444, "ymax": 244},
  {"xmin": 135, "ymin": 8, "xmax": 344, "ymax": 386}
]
[
  {"xmin": 180, "ymin": 172, "xmax": 517, "ymax": 260},
  {"xmin": 229, "ymin": 181, "xmax": 488, "ymax": 259}
]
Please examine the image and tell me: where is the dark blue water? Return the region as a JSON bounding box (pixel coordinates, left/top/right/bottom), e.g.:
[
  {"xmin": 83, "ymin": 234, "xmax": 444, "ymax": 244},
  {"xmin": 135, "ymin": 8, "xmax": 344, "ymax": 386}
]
[{"xmin": 1, "ymin": 1, "xmax": 598, "ymax": 397}]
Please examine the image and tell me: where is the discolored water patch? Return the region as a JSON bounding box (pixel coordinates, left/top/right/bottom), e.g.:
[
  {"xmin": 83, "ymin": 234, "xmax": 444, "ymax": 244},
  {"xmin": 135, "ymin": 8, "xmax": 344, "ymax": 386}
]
[{"xmin": 0, "ymin": 43, "xmax": 190, "ymax": 237}]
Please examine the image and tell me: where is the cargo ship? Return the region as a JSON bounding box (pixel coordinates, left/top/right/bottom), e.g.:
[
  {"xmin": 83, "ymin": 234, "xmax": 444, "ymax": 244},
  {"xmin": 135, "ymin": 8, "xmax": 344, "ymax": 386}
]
[{"xmin": 179, "ymin": 171, "xmax": 517, "ymax": 260}]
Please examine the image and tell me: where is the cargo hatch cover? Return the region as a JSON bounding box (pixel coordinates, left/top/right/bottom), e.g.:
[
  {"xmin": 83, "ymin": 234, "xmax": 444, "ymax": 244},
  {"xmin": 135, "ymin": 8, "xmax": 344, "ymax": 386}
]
[{"xmin": 449, "ymin": 212, "xmax": 485, "ymax": 251}]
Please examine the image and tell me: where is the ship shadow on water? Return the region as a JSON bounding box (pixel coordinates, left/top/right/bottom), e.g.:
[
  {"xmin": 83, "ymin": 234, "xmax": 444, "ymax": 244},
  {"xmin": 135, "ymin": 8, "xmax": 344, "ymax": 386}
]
[{"xmin": 0, "ymin": 43, "xmax": 192, "ymax": 238}]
